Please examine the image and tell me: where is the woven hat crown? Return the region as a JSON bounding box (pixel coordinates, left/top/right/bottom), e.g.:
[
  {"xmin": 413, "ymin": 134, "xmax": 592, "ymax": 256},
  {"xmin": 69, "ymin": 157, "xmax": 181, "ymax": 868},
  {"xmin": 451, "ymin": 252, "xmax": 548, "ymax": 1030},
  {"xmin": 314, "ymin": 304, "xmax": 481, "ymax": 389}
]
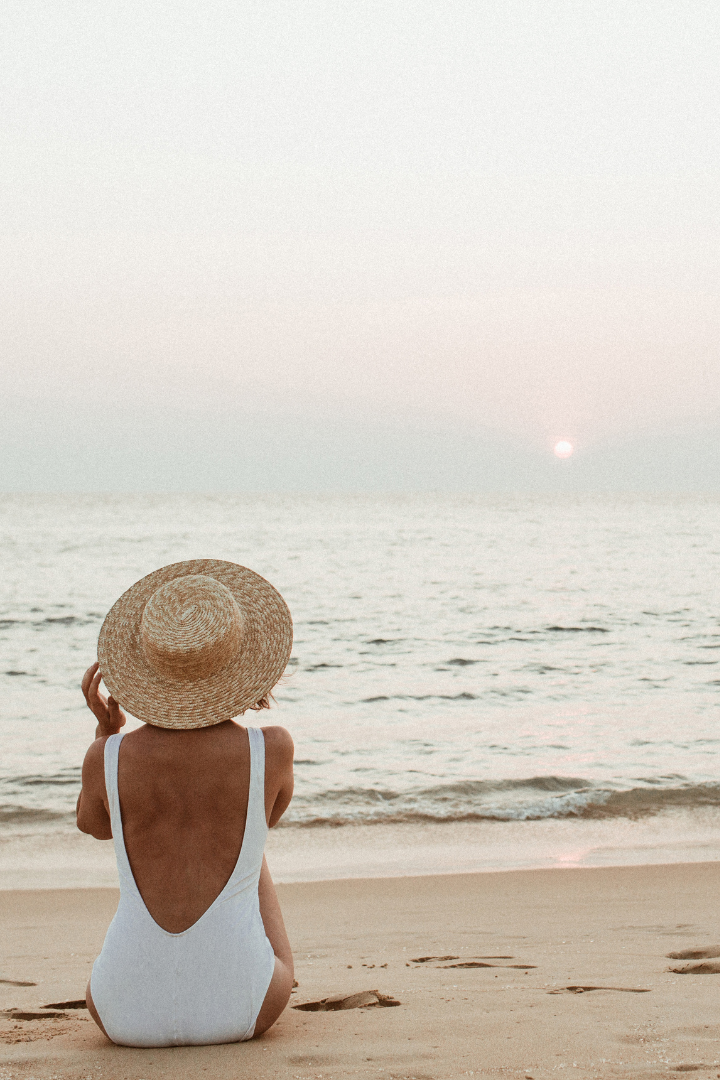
[
  {"xmin": 140, "ymin": 575, "xmax": 244, "ymax": 681},
  {"xmin": 98, "ymin": 558, "xmax": 293, "ymax": 728}
]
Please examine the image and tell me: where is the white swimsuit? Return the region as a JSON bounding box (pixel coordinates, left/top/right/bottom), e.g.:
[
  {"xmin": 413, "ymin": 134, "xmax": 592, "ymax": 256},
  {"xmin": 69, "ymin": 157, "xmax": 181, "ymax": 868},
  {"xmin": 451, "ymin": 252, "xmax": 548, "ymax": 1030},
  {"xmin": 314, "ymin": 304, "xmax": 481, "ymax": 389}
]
[{"xmin": 90, "ymin": 728, "xmax": 275, "ymax": 1047}]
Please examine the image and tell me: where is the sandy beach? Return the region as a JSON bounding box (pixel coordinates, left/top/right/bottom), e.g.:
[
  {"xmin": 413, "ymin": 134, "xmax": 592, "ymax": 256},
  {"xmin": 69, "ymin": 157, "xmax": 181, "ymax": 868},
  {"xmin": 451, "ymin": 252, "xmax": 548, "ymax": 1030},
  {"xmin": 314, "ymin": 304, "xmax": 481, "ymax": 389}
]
[{"xmin": 2, "ymin": 861, "xmax": 720, "ymax": 1079}]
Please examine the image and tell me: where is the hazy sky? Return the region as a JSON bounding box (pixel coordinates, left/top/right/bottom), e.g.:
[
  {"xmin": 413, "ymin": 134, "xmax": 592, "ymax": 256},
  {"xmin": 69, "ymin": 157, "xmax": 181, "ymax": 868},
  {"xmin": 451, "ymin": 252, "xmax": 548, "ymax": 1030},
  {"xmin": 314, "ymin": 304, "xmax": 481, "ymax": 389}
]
[{"xmin": 2, "ymin": 1, "xmax": 719, "ymax": 488}]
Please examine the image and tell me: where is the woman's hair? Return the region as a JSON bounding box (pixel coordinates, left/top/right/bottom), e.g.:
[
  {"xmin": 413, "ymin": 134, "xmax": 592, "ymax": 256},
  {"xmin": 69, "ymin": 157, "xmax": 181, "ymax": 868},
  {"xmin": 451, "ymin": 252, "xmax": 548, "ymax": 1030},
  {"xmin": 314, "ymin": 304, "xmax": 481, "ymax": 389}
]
[
  {"xmin": 244, "ymin": 691, "xmax": 274, "ymax": 713},
  {"xmin": 244, "ymin": 667, "xmax": 292, "ymax": 713}
]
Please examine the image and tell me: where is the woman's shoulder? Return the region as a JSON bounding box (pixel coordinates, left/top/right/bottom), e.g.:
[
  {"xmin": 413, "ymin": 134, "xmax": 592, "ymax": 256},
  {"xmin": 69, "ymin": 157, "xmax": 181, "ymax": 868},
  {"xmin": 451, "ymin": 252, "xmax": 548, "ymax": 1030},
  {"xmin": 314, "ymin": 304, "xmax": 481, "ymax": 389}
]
[
  {"xmin": 260, "ymin": 725, "xmax": 293, "ymax": 768},
  {"xmin": 259, "ymin": 724, "xmax": 294, "ymax": 760}
]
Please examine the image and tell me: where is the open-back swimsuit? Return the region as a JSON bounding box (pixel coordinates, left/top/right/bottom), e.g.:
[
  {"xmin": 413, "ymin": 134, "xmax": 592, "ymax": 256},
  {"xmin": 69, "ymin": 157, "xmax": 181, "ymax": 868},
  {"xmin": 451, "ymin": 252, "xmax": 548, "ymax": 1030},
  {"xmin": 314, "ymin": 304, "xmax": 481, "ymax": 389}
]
[{"xmin": 90, "ymin": 727, "xmax": 275, "ymax": 1047}]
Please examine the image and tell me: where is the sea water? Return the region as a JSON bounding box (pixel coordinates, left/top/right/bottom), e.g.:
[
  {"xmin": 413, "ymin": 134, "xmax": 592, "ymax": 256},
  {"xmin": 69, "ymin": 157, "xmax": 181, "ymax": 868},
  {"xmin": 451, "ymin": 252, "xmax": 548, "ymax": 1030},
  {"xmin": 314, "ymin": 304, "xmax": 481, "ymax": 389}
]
[{"xmin": 1, "ymin": 493, "xmax": 719, "ymax": 887}]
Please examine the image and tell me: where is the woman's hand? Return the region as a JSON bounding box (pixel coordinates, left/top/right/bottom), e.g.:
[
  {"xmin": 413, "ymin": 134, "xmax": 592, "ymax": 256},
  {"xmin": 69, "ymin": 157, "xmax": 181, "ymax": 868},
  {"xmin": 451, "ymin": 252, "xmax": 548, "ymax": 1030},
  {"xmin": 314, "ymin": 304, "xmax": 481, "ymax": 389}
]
[{"xmin": 82, "ymin": 662, "xmax": 127, "ymax": 738}]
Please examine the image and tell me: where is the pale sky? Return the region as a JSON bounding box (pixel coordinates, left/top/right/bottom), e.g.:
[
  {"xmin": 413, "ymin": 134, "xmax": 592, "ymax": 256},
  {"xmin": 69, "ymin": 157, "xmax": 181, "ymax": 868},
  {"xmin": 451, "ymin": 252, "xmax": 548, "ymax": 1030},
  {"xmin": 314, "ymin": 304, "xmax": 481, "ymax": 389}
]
[{"xmin": 2, "ymin": 0, "xmax": 719, "ymax": 489}]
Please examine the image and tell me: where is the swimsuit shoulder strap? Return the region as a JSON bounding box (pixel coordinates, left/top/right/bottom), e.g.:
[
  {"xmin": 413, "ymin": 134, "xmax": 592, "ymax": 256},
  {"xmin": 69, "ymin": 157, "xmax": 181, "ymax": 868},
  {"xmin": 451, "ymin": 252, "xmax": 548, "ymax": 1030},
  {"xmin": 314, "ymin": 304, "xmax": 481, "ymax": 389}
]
[
  {"xmin": 227, "ymin": 725, "xmax": 267, "ymax": 877},
  {"xmin": 103, "ymin": 731, "xmax": 140, "ymax": 896},
  {"xmin": 246, "ymin": 726, "xmax": 268, "ymax": 834},
  {"xmin": 103, "ymin": 731, "xmax": 124, "ymax": 831},
  {"xmin": 215, "ymin": 726, "xmax": 269, "ymax": 896}
]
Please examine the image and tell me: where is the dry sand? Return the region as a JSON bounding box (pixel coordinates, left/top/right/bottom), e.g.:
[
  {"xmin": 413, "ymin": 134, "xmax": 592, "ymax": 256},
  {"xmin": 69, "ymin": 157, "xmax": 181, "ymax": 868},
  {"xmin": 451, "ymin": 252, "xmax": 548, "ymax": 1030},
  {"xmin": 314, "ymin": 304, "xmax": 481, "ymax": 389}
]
[{"xmin": 1, "ymin": 861, "xmax": 720, "ymax": 1079}]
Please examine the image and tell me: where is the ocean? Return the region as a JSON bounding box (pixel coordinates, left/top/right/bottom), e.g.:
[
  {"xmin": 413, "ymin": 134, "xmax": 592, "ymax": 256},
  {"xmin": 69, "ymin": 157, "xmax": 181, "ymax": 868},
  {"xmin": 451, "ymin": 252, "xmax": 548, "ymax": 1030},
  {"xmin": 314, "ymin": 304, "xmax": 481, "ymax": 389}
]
[{"xmin": 1, "ymin": 492, "xmax": 719, "ymax": 887}]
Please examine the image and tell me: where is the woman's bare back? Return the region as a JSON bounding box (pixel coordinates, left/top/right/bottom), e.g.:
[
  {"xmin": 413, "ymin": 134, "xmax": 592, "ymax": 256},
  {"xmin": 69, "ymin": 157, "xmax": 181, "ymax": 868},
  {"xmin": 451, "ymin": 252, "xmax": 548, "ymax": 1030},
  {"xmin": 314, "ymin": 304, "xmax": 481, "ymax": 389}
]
[{"xmin": 117, "ymin": 721, "xmax": 252, "ymax": 933}]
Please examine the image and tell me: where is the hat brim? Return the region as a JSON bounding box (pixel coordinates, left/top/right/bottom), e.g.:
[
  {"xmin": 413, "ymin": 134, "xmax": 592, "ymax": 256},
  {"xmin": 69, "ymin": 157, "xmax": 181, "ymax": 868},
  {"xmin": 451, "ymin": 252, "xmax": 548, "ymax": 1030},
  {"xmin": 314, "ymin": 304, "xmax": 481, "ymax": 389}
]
[{"xmin": 97, "ymin": 559, "xmax": 293, "ymax": 729}]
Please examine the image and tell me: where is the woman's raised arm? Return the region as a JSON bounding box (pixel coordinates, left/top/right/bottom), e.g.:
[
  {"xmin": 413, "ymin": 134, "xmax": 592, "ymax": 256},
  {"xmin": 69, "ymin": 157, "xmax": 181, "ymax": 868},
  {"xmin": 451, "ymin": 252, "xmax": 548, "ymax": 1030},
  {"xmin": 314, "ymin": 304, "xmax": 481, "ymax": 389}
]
[{"xmin": 76, "ymin": 662, "xmax": 126, "ymax": 839}]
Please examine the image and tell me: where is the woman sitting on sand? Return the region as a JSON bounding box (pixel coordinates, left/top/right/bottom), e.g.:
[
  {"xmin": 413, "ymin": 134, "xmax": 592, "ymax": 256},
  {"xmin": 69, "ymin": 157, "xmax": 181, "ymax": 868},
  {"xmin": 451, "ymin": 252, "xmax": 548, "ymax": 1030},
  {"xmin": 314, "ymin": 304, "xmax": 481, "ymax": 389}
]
[{"xmin": 76, "ymin": 559, "xmax": 295, "ymax": 1047}]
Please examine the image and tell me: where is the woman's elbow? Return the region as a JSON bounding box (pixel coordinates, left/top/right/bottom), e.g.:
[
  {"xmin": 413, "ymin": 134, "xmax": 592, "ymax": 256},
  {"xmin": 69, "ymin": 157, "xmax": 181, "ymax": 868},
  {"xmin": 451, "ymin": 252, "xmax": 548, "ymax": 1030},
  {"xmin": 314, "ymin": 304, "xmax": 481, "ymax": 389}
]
[
  {"xmin": 78, "ymin": 819, "xmax": 113, "ymax": 840},
  {"xmin": 76, "ymin": 801, "xmax": 113, "ymax": 839}
]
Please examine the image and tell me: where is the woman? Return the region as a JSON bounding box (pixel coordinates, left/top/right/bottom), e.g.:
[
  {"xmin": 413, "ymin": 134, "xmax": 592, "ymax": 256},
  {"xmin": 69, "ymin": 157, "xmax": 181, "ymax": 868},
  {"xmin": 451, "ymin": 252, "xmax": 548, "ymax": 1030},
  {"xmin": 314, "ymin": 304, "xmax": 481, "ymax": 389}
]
[{"xmin": 76, "ymin": 559, "xmax": 295, "ymax": 1047}]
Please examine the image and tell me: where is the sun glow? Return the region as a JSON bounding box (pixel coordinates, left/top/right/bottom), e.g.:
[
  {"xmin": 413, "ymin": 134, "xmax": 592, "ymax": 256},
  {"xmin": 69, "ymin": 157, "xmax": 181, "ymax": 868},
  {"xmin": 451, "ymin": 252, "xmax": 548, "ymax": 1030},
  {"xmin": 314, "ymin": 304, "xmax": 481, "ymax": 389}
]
[{"xmin": 554, "ymin": 440, "xmax": 574, "ymax": 459}]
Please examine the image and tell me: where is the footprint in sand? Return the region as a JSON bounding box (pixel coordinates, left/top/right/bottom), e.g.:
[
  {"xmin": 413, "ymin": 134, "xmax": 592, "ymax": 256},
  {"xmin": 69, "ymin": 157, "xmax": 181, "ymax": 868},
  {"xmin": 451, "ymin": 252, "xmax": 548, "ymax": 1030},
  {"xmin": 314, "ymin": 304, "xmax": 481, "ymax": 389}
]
[
  {"xmin": 670, "ymin": 1066, "xmax": 713, "ymax": 1072},
  {"xmin": 410, "ymin": 955, "xmax": 459, "ymax": 963},
  {"xmin": 0, "ymin": 1000, "xmax": 88, "ymax": 1022},
  {"xmin": 293, "ymin": 990, "xmax": 401, "ymax": 1012},
  {"xmin": 667, "ymin": 948, "xmax": 720, "ymax": 960},
  {"xmin": 439, "ymin": 962, "xmax": 496, "ymax": 969},
  {"xmin": 1, "ymin": 1009, "xmax": 68, "ymax": 1020},
  {"xmin": 665, "ymin": 947, "xmax": 720, "ymax": 975},
  {"xmin": 668, "ymin": 962, "xmax": 720, "ymax": 974},
  {"xmin": 547, "ymin": 986, "xmax": 650, "ymax": 995},
  {"xmin": 440, "ymin": 961, "xmax": 536, "ymax": 969},
  {"xmin": 42, "ymin": 1000, "xmax": 87, "ymax": 1010},
  {"xmin": 409, "ymin": 955, "xmax": 534, "ymax": 970},
  {"xmin": 408, "ymin": 959, "xmax": 515, "ymax": 967}
]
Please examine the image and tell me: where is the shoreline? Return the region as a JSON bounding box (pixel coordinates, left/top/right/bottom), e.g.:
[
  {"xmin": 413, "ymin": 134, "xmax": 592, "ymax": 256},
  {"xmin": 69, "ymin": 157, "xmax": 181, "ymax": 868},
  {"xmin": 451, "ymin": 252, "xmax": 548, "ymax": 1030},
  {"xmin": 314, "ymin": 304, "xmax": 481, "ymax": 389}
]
[
  {"xmin": 2, "ymin": 861, "xmax": 720, "ymax": 1078},
  {"xmin": 1, "ymin": 854, "xmax": 719, "ymax": 893},
  {"xmin": 3, "ymin": 808, "xmax": 720, "ymax": 890}
]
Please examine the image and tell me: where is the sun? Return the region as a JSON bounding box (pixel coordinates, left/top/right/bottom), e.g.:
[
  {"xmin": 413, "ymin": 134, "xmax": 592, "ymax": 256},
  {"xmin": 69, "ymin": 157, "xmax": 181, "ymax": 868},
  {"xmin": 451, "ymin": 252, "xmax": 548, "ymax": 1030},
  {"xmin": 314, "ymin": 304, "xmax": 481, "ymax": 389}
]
[{"xmin": 554, "ymin": 440, "xmax": 574, "ymax": 459}]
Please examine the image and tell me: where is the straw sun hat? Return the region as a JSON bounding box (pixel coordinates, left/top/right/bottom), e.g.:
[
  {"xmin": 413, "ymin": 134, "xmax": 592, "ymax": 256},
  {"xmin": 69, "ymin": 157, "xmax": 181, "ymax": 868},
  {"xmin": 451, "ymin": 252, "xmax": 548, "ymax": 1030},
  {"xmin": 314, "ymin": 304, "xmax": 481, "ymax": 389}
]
[{"xmin": 97, "ymin": 559, "xmax": 293, "ymax": 729}]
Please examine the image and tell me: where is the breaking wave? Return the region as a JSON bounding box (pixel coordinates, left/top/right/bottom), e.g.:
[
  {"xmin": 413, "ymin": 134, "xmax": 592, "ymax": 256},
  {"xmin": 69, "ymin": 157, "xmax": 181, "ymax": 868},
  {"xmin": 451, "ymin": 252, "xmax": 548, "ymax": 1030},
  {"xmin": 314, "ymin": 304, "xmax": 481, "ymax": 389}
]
[
  {"xmin": 282, "ymin": 777, "xmax": 720, "ymax": 827},
  {"xmin": 2, "ymin": 770, "xmax": 719, "ymax": 832}
]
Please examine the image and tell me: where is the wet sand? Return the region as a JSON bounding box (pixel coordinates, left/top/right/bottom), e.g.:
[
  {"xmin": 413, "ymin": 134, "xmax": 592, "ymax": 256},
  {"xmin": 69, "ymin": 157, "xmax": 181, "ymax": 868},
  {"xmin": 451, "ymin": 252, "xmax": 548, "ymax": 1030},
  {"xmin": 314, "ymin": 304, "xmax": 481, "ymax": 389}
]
[{"xmin": 2, "ymin": 861, "xmax": 720, "ymax": 1079}]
